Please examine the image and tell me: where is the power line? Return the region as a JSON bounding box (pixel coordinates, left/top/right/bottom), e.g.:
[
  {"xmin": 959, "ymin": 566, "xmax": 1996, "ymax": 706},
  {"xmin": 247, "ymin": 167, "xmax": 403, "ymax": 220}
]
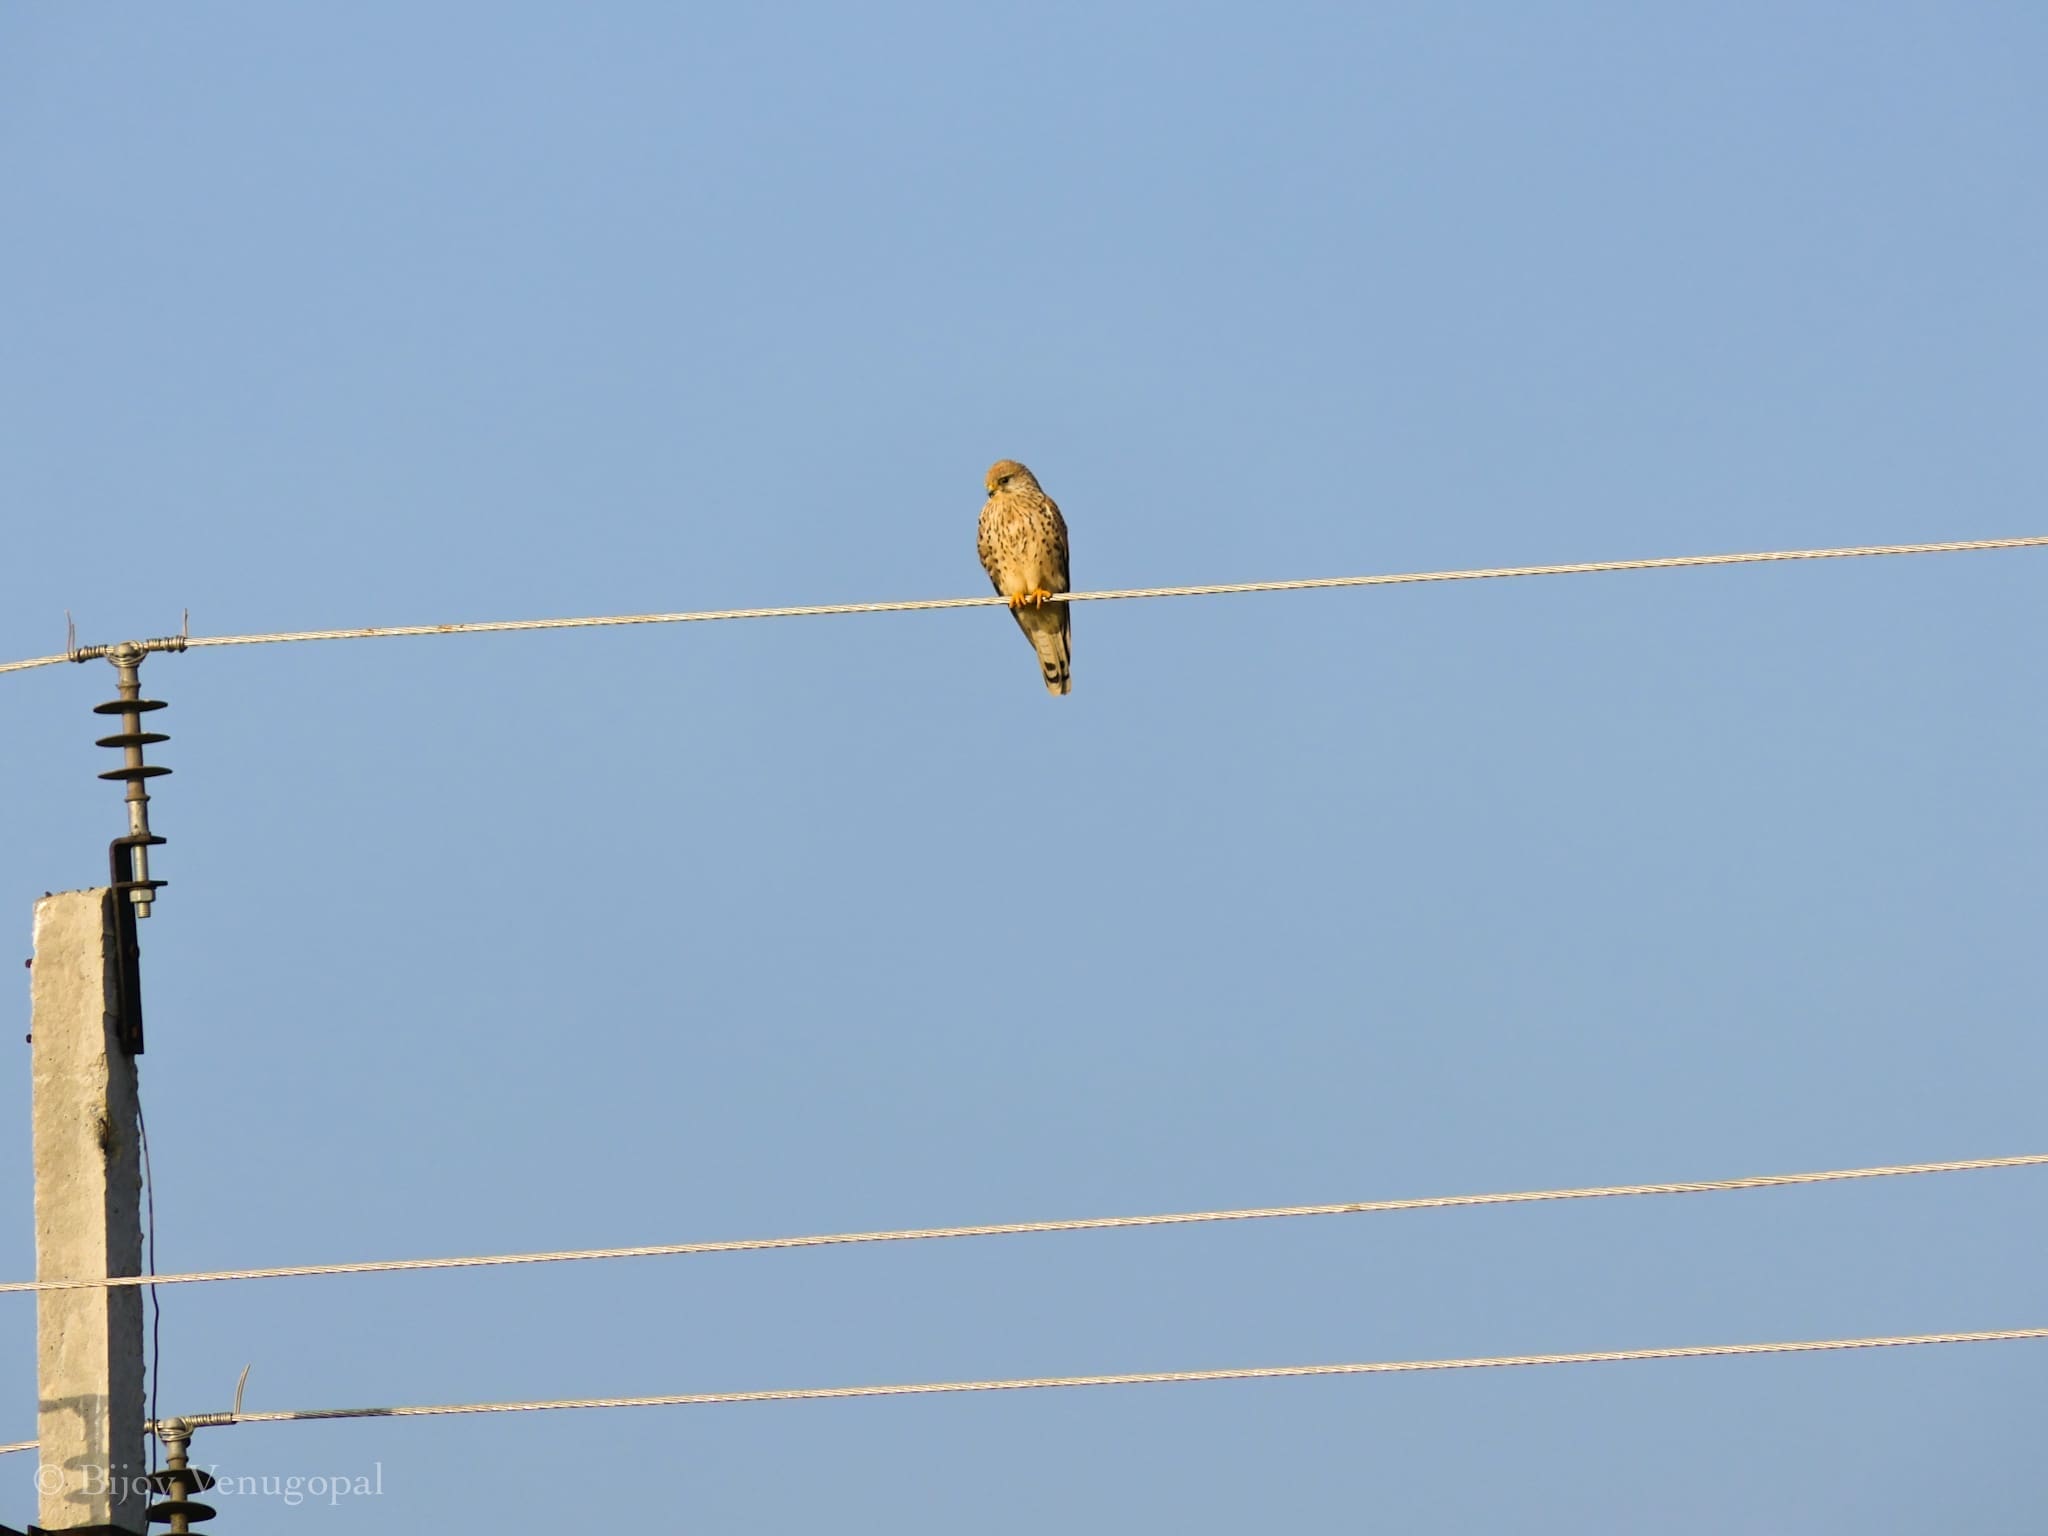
[
  {"xmin": 5, "ymin": 532, "xmax": 2042, "ymax": 678},
  {"xmin": 6, "ymin": 1322, "xmax": 2041, "ymax": 1456},
  {"xmin": 6, "ymin": 1151, "xmax": 2040, "ymax": 1296},
  {"xmin": 122, "ymin": 1326, "xmax": 2048, "ymax": 1438}
]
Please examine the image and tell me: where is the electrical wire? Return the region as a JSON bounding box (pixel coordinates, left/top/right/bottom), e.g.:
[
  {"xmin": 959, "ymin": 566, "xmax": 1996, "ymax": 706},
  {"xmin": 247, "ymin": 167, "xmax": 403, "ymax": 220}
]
[
  {"xmin": 137, "ymin": 1098, "xmax": 162, "ymax": 1482},
  {"xmin": 4, "ymin": 1151, "xmax": 2041, "ymax": 1296},
  {"xmin": 135, "ymin": 1326, "xmax": 2048, "ymax": 1432},
  {"xmin": 11, "ymin": 1322, "xmax": 2038, "ymax": 1457},
  {"xmin": 4, "ymin": 532, "xmax": 2042, "ymax": 677},
  {"xmin": 0, "ymin": 535, "xmax": 2034, "ymax": 1459},
  {"xmin": 3, "ymin": 1322, "xmax": 2035, "ymax": 1455}
]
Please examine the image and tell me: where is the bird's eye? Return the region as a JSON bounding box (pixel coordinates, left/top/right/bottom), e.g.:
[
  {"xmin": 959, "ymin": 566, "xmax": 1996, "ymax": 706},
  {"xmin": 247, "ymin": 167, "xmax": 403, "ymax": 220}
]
[{"xmin": 999, "ymin": 476, "xmax": 1012, "ymax": 487}]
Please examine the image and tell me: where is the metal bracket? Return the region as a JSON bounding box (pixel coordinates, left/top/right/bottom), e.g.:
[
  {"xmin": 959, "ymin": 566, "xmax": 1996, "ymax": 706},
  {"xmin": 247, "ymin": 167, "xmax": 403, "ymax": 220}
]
[{"xmin": 103, "ymin": 847, "xmax": 159, "ymax": 1056}]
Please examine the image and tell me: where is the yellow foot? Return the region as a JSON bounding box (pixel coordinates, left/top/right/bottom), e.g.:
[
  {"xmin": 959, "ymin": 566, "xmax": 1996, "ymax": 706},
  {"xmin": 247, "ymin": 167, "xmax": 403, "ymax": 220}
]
[{"xmin": 1024, "ymin": 588, "xmax": 1054, "ymax": 608}]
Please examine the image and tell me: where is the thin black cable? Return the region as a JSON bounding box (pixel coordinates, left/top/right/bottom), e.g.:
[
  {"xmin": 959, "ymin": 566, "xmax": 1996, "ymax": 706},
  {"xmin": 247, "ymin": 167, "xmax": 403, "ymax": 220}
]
[{"xmin": 137, "ymin": 1096, "xmax": 160, "ymax": 1480}]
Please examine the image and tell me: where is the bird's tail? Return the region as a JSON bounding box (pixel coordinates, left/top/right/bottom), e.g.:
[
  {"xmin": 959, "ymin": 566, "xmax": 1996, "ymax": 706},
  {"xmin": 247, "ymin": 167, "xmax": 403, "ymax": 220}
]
[{"xmin": 1031, "ymin": 614, "xmax": 1071, "ymax": 696}]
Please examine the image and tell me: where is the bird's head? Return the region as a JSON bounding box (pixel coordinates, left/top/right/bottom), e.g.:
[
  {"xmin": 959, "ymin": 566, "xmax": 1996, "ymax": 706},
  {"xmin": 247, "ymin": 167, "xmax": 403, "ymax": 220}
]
[{"xmin": 985, "ymin": 460, "xmax": 1038, "ymax": 497}]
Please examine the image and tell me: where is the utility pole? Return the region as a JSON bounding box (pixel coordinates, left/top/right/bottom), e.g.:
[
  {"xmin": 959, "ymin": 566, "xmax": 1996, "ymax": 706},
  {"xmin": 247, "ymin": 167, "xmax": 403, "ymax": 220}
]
[
  {"xmin": 29, "ymin": 889, "xmax": 147, "ymax": 1534},
  {"xmin": 24, "ymin": 640, "xmax": 179, "ymax": 1535}
]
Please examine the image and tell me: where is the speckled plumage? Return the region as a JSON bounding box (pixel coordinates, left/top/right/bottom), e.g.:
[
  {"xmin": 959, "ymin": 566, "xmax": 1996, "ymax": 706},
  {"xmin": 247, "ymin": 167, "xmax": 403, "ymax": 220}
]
[{"xmin": 977, "ymin": 459, "xmax": 1072, "ymax": 696}]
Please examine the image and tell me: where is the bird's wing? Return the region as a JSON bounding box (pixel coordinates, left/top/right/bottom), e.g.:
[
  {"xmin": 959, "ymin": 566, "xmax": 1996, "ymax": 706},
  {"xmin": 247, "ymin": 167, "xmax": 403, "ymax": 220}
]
[
  {"xmin": 976, "ymin": 500, "xmax": 1005, "ymax": 592},
  {"xmin": 1045, "ymin": 496, "xmax": 1071, "ymax": 592}
]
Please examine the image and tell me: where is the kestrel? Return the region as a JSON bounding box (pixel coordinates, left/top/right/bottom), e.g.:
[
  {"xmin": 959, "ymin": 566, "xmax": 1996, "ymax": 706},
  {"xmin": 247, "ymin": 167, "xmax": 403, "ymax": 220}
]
[{"xmin": 977, "ymin": 460, "xmax": 1072, "ymax": 695}]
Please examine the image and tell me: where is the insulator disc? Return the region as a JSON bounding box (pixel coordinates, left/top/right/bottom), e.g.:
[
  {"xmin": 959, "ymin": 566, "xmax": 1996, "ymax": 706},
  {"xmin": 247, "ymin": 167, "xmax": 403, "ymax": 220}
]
[
  {"xmin": 147, "ymin": 1467, "xmax": 219, "ymax": 1492},
  {"xmin": 147, "ymin": 1497, "xmax": 219, "ymax": 1522}
]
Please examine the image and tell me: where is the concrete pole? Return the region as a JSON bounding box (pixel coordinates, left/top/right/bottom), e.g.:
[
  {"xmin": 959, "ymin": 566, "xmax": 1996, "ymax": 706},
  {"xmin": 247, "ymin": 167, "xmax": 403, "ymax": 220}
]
[{"xmin": 30, "ymin": 889, "xmax": 147, "ymax": 1534}]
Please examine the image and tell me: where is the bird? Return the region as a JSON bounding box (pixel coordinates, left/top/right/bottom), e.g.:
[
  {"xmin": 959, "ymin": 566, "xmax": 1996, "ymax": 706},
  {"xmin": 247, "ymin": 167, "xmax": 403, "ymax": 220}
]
[{"xmin": 976, "ymin": 459, "xmax": 1072, "ymax": 696}]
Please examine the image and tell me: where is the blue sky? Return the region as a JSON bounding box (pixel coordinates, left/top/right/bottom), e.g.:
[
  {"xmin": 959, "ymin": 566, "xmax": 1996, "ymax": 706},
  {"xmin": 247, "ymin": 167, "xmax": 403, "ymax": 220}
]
[{"xmin": 3, "ymin": 3, "xmax": 2045, "ymax": 1530}]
